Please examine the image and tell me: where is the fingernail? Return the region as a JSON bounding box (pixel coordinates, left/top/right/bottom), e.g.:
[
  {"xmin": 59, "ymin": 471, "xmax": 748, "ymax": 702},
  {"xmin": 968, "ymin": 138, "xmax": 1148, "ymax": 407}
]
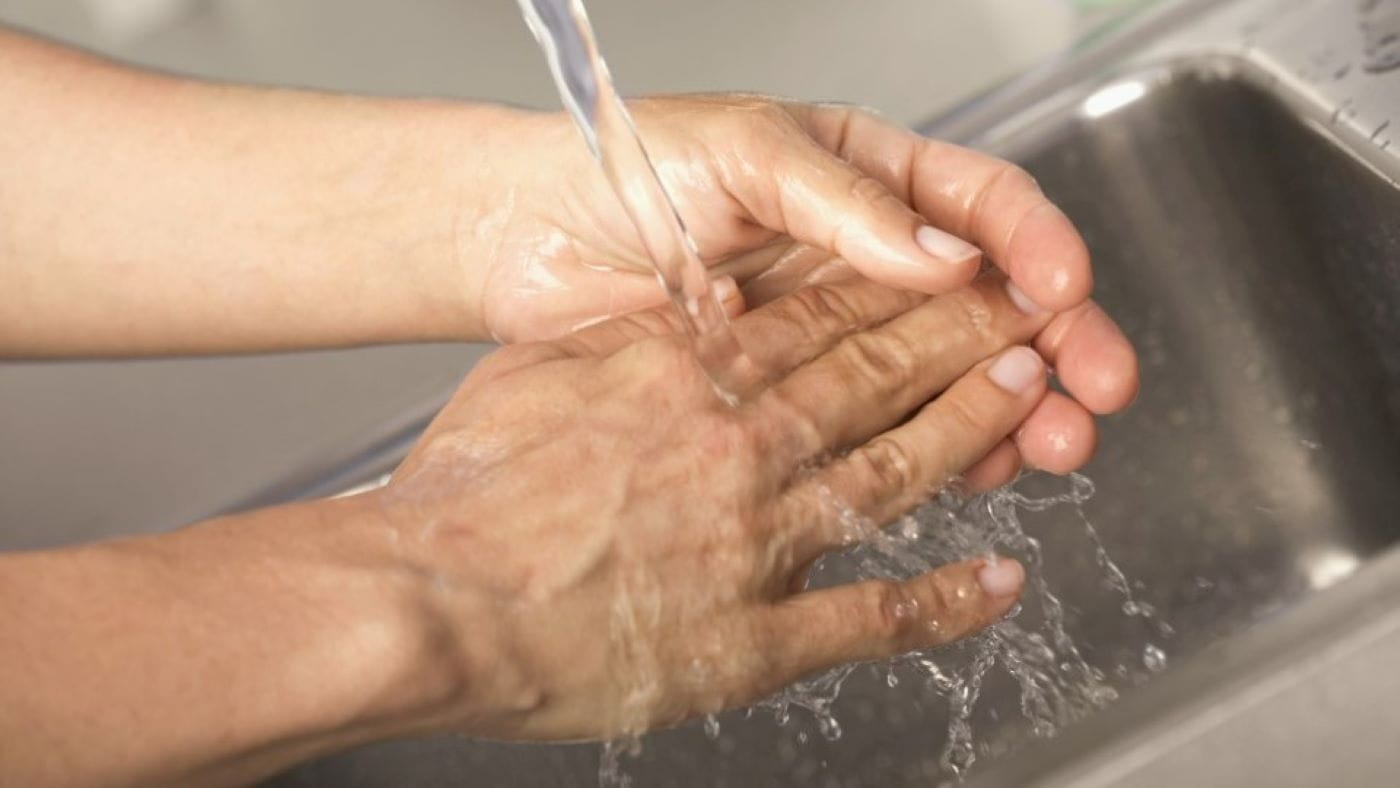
[
  {"xmin": 711, "ymin": 276, "xmax": 740, "ymax": 304},
  {"xmin": 915, "ymin": 225, "xmax": 981, "ymax": 265},
  {"xmin": 977, "ymin": 557, "xmax": 1024, "ymax": 597},
  {"xmin": 988, "ymin": 346, "xmax": 1044, "ymax": 393},
  {"xmin": 1005, "ymin": 280, "xmax": 1045, "ymax": 316}
]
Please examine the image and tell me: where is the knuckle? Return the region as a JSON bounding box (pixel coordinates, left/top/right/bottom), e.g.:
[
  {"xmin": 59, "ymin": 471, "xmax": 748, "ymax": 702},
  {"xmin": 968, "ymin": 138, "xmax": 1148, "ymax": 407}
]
[
  {"xmin": 941, "ymin": 391, "xmax": 993, "ymax": 439},
  {"xmin": 985, "ymin": 162, "xmax": 1039, "ymax": 199},
  {"xmin": 868, "ymin": 580, "xmax": 919, "ymax": 646},
  {"xmin": 920, "ymin": 573, "xmax": 982, "ymax": 644},
  {"xmin": 1001, "ymin": 163, "xmax": 1040, "ymax": 192},
  {"xmin": 847, "ymin": 174, "xmax": 893, "ymax": 208},
  {"xmin": 920, "ymin": 574, "xmax": 955, "ymax": 619},
  {"xmin": 970, "ymin": 162, "xmax": 1040, "ymax": 228},
  {"xmin": 857, "ymin": 438, "xmax": 920, "ymax": 498},
  {"xmin": 845, "ymin": 330, "xmax": 920, "ymax": 386},
  {"xmin": 790, "ymin": 283, "xmax": 863, "ymax": 333},
  {"xmin": 948, "ymin": 287, "xmax": 1000, "ymax": 347}
]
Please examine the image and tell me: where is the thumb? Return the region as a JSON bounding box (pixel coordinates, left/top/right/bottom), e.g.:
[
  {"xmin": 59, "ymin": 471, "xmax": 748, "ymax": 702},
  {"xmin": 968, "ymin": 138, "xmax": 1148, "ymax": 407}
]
[{"xmin": 734, "ymin": 136, "xmax": 983, "ymax": 295}]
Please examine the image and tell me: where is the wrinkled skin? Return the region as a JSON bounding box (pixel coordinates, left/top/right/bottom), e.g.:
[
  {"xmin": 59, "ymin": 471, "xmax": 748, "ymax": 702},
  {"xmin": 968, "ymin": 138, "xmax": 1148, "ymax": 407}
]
[
  {"xmin": 377, "ymin": 272, "xmax": 1057, "ymax": 741},
  {"xmin": 470, "ymin": 95, "xmax": 1139, "ymax": 482}
]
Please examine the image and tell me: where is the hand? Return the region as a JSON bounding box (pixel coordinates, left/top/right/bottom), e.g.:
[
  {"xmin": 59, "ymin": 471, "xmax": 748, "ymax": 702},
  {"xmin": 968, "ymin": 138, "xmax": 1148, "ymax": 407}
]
[
  {"xmin": 374, "ymin": 272, "xmax": 1056, "ymax": 740},
  {"xmin": 470, "ymin": 95, "xmax": 1138, "ymax": 477}
]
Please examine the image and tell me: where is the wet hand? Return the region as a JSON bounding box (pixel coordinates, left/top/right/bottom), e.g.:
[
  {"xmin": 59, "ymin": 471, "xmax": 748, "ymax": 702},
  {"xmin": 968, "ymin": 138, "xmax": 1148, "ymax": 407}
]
[
  {"xmin": 376, "ymin": 273, "xmax": 1052, "ymax": 740},
  {"xmin": 475, "ymin": 95, "xmax": 1137, "ymax": 478}
]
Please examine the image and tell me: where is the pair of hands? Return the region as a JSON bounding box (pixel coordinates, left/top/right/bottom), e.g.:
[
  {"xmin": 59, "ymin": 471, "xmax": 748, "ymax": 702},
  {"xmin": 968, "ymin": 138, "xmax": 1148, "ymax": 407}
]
[
  {"xmin": 464, "ymin": 96, "xmax": 1137, "ymax": 477},
  {"xmin": 359, "ymin": 97, "xmax": 1139, "ymax": 740},
  {"xmin": 0, "ymin": 32, "xmax": 1143, "ymax": 784}
]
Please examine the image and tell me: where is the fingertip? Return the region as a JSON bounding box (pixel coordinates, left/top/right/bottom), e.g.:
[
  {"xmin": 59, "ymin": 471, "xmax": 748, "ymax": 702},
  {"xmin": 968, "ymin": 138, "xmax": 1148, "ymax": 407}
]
[
  {"xmin": 1016, "ymin": 392, "xmax": 1098, "ymax": 474},
  {"xmin": 977, "ymin": 556, "xmax": 1025, "ymax": 599},
  {"xmin": 1051, "ymin": 306, "xmax": 1140, "ymax": 415},
  {"xmin": 1086, "ymin": 335, "xmax": 1140, "ymax": 414},
  {"xmin": 712, "ymin": 275, "xmax": 746, "ymax": 318},
  {"xmin": 1009, "ymin": 203, "xmax": 1094, "ymax": 312}
]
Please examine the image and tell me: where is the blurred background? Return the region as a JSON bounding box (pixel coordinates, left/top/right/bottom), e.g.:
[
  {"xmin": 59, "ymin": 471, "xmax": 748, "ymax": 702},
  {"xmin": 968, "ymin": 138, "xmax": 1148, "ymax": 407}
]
[{"xmin": 0, "ymin": 1, "xmax": 1097, "ymax": 548}]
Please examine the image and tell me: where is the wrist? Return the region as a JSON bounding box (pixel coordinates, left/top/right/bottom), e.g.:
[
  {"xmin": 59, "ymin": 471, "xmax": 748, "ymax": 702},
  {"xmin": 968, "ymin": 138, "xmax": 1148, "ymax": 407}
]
[
  {"xmin": 407, "ymin": 101, "xmax": 552, "ymax": 343},
  {"xmin": 297, "ymin": 492, "xmax": 475, "ymax": 735},
  {"xmin": 356, "ymin": 482, "xmax": 550, "ymax": 739}
]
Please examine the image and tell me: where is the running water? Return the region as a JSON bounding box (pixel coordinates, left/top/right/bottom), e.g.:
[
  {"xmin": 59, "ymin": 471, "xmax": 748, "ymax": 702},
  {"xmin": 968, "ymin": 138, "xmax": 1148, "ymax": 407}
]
[
  {"xmin": 515, "ymin": 0, "xmax": 757, "ymax": 400},
  {"xmin": 513, "ymin": 2, "xmax": 1168, "ymax": 783}
]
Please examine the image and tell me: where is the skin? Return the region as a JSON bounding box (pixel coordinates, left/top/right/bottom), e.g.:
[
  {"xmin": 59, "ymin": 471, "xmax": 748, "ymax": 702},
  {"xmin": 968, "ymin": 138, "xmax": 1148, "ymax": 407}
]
[
  {"xmin": 0, "ymin": 24, "xmax": 1140, "ymax": 787},
  {"xmin": 1, "ymin": 274, "xmax": 1047, "ymax": 786}
]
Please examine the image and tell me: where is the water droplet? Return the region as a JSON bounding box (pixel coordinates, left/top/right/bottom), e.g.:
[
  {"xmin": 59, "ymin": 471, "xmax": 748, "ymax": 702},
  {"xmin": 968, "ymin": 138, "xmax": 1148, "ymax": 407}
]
[
  {"xmin": 900, "ymin": 517, "xmax": 920, "ymax": 540},
  {"xmin": 1143, "ymin": 644, "xmax": 1168, "ymax": 673},
  {"xmin": 817, "ymin": 713, "xmax": 844, "ymax": 742},
  {"xmin": 703, "ymin": 714, "xmax": 721, "ymax": 740}
]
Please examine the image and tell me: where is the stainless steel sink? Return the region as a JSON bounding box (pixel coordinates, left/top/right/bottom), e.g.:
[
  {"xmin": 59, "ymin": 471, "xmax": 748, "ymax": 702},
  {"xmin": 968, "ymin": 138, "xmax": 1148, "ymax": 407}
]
[
  {"xmin": 1009, "ymin": 62, "xmax": 1400, "ymax": 639},
  {"xmin": 263, "ymin": 1, "xmax": 1400, "ymax": 785}
]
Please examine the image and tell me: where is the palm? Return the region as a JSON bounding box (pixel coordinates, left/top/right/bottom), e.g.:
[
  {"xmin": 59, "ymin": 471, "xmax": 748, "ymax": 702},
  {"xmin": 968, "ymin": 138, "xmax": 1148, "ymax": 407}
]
[{"xmin": 479, "ymin": 138, "xmax": 820, "ymax": 343}]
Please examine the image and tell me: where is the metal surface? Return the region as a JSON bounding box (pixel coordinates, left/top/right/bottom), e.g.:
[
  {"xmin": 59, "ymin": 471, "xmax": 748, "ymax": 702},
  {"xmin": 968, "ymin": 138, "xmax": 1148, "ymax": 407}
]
[{"xmin": 265, "ymin": 0, "xmax": 1400, "ymax": 785}]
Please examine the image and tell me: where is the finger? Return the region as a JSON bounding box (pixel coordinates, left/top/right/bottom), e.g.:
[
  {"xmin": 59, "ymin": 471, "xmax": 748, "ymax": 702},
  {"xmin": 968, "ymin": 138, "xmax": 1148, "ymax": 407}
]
[
  {"xmin": 762, "ymin": 557, "xmax": 1023, "ymax": 681},
  {"xmin": 721, "ymin": 244, "xmax": 853, "ymax": 309},
  {"xmin": 792, "ymin": 346, "xmax": 1046, "ymax": 548},
  {"xmin": 729, "ymin": 277, "xmax": 926, "ymax": 377},
  {"xmin": 761, "ymin": 275, "xmax": 1050, "ymax": 458},
  {"xmin": 797, "ymin": 104, "xmax": 1092, "ymax": 313},
  {"xmin": 720, "ymin": 116, "xmax": 983, "ymax": 294},
  {"xmin": 958, "ymin": 438, "xmax": 1022, "ymax": 493},
  {"xmin": 1014, "ymin": 390, "xmax": 1098, "ymax": 474},
  {"xmin": 552, "ymin": 276, "xmax": 745, "ymax": 358},
  {"xmin": 1034, "ymin": 300, "xmax": 1140, "ymax": 415}
]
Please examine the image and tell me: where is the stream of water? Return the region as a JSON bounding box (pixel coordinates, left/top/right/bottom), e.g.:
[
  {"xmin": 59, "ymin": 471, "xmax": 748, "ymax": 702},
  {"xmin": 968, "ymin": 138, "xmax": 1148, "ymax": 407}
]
[
  {"xmin": 515, "ymin": 0, "xmax": 757, "ymax": 401},
  {"xmin": 514, "ymin": 1, "xmax": 1168, "ymax": 783}
]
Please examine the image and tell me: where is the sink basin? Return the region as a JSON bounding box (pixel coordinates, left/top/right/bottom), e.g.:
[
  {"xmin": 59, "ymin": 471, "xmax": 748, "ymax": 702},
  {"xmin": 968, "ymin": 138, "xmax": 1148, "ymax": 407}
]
[
  {"xmin": 1004, "ymin": 63, "xmax": 1400, "ymax": 649},
  {"xmin": 264, "ymin": 50, "xmax": 1400, "ymax": 788}
]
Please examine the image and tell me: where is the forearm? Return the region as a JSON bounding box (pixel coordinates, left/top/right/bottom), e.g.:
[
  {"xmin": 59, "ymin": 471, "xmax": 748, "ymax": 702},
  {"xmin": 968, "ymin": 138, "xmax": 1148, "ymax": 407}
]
[
  {"xmin": 0, "ymin": 27, "xmax": 525, "ymax": 356},
  {"xmin": 0, "ymin": 496, "xmax": 463, "ymax": 787}
]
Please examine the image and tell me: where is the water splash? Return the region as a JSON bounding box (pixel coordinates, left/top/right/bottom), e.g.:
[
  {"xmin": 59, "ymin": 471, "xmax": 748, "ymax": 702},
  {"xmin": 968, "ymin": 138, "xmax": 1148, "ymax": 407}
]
[
  {"xmin": 596, "ymin": 475, "xmax": 1167, "ymax": 785},
  {"xmin": 702, "ymin": 714, "xmax": 721, "ymax": 741},
  {"xmin": 750, "ymin": 473, "xmax": 1165, "ymax": 781},
  {"xmin": 599, "ymin": 737, "xmax": 642, "ymax": 788}
]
